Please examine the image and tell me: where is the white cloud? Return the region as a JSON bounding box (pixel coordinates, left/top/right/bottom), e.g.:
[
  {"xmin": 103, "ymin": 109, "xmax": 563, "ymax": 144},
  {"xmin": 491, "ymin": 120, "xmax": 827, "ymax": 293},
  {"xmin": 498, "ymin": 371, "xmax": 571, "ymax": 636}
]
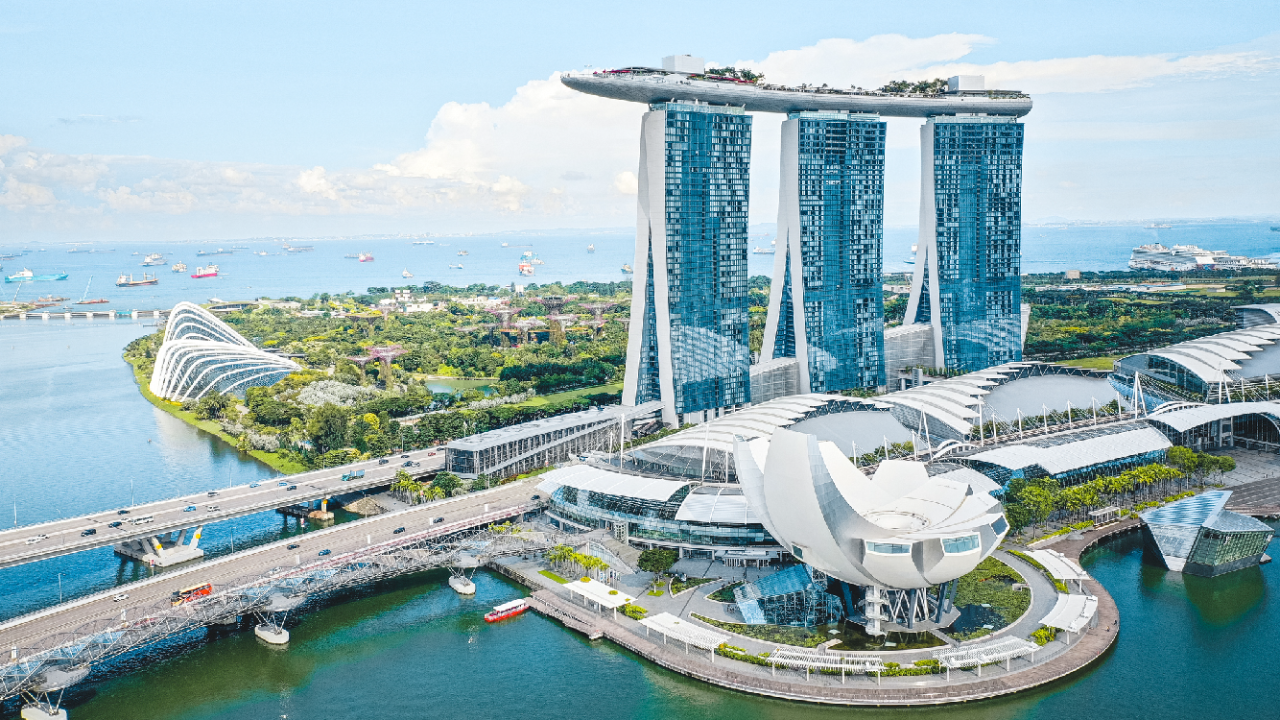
[
  {"xmin": 0, "ymin": 177, "xmax": 56, "ymax": 208},
  {"xmin": 737, "ymin": 34, "xmax": 993, "ymax": 89},
  {"xmin": 613, "ymin": 171, "xmax": 637, "ymax": 195}
]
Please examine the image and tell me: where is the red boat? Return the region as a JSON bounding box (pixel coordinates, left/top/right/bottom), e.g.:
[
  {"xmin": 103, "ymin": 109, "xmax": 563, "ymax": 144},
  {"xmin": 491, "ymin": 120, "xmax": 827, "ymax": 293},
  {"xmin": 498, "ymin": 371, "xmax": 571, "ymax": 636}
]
[
  {"xmin": 484, "ymin": 598, "xmax": 529, "ymax": 623},
  {"xmin": 191, "ymin": 264, "xmax": 219, "ymax": 278}
]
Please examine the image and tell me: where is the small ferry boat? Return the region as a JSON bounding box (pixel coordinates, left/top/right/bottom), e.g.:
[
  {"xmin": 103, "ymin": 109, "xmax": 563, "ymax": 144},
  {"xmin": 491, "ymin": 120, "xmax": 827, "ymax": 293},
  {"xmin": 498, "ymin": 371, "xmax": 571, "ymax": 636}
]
[
  {"xmin": 358, "ymin": 253, "xmax": 374, "ymax": 262},
  {"xmin": 116, "ymin": 273, "xmax": 159, "ymax": 287},
  {"xmin": 282, "ymin": 244, "xmax": 314, "ymax": 252},
  {"xmin": 449, "ymin": 263, "xmax": 464, "ymax": 269},
  {"xmin": 191, "ymin": 265, "xmax": 219, "ymax": 279},
  {"xmin": 172, "ymin": 262, "xmax": 187, "ymax": 273},
  {"xmin": 197, "ymin": 248, "xmax": 233, "ymax": 256},
  {"xmin": 621, "ymin": 264, "xmax": 633, "ymax": 274},
  {"xmin": 255, "ymin": 250, "xmax": 268, "ymax": 256},
  {"xmin": 140, "ymin": 253, "xmax": 165, "ymax": 266},
  {"xmin": 518, "ymin": 260, "xmax": 534, "ymax": 276},
  {"xmin": 484, "ymin": 598, "xmax": 529, "ymax": 623},
  {"xmin": 587, "ymin": 244, "xmax": 595, "ymax": 253},
  {"xmin": 457, "ymin": 250, "xmax": 469, "ymax": 256},
  {"xmin": 402, "ymin": 269, "xmax": 414, "ymax": 278}
]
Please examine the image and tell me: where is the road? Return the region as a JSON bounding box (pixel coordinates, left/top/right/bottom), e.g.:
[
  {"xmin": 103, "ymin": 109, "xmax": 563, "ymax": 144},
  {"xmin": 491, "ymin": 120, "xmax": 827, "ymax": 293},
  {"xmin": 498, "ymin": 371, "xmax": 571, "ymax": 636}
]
[
  {"xmin": 0, "ymin": 480, "xmax": 542, "ymax": 654},
  {"xmin": 0, "ymin": 449, "xmax": 446, "ymax": 570}
]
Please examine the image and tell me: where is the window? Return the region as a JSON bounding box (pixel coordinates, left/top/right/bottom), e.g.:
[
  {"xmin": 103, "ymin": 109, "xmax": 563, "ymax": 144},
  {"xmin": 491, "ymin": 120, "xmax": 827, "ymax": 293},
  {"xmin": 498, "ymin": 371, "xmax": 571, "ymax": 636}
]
[
  {"xmin": 942, "ymin": 534, "xmax": 980, "ymax": 554},
  {"xmin": 866, "ymin": 541, "xmax": 910, "ymax": 554},
  {"xmin": 991, "ymin": 517, "xmax": 1009, "ymax": 535}
]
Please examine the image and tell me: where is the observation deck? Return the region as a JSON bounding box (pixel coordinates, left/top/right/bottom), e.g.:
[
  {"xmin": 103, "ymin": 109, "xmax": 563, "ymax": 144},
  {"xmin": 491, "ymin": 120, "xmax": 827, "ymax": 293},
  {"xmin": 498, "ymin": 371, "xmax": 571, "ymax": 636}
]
[{"xmin": 561, "ymin": 69, "xmax": 1033, "ymax": 118}]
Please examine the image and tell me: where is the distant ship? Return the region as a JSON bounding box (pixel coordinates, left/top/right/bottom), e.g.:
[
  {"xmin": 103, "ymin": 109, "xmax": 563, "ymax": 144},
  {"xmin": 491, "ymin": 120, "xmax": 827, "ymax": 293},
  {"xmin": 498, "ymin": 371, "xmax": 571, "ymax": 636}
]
[
  {"xmin": 621, "ymin": 264, "xmax": 633, "ymax": 274},
  {"xmin": 172, "ymin": 262, "xmax": 187, "ymax": 273},
  {"xmin": 457, "ymin": 250, "xmax": 469, "ymax": 256},
  {"xmin": 449, "ymin": 263, "xmax": 464, "ymax": 269},
  {"xmin": 518, "ymin": 260, "xmax": 535, "ymax": 276},
  {"xmin": 36, "ymin": 294, "xmax": 69, "ymax": 303},
  {"xmin": 191, "ymin": 265, "xmax": 219, "ymax": 278},
  {"xmin": 140, "ymin": 253, "xmax": 165, "ymax": 266},
  {"xmin": 1145, "ymin": 223, "xmax": 1173, "ymax": 229},
  {"xmin": 197, "ymin": 248, "xmax": 233, "ymax": 256},
  {"xmin": 358, "ymin": 253, "xmax": 374, "ymax": 262},
  {"xmin": 6, "ymin": 268, "xmax": 69, "ymax": 283},
  {"xmin": 412, "ymin": 240, "xmax": 435, "ymax": 245},
  {"xmin": 1129, "ymin": 244, "xmax": 1278, "ymax": 272},
  {"xmin": 116, "ymin": 273, "xmax": 158, "ymax": 287},
  {"xmin": 67, "ymin": 248, "xmax": 91, "ymax": 254},
  {"xmin": 402, "ymin": 269, "xmax": 414, "ymax": 278},
  {"xmin": 255, "ymin": 250, "xmax": 268, "ymax": 256},
  {"xmin": 905, "ymin": 243, "xmax": 918, "ymax": 265},
  {"xmin": 74, "ymin": 276, "xmax": 108, "ymax": 304},
  {"xmin": 752, "ymin": 239, "xmax": 776, "ymax": 254},
  {"xmin": 344, "ymin": 254, "xmax": 360, "ymax": 259},
  {"xmin": 282, "ymin": 244, "xmax": 314, "ymax": 252},
  {"xmin": 587, "ymin": 244, "xmax": 595, "ymax": 253}
]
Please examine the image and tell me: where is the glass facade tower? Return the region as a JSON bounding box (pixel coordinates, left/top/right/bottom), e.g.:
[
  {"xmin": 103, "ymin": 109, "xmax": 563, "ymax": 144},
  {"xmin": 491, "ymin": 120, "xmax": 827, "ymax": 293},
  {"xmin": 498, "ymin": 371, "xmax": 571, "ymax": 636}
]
[
  {"xmin": 763, "ymin": 112, "xmax": 886, "ymax": 391},
  {"xmin": 621, "ymin": 102, "xmax": 753, "ymax": 426},
  {"xmin": 906, "ymin": 116, "xmax": 1024, "ymax": 372}
]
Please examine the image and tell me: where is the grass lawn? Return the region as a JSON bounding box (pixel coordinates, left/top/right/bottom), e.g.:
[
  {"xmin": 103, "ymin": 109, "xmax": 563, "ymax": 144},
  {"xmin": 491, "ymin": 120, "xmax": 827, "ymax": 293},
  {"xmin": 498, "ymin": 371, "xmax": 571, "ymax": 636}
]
[
  {"xmin": 670, "ymin": 577, "xmax": 715, "ymax": 595},
  {"xmin": 125, "ymin": 357, "xmax": 307, "ymax": 474},
  {"xmin": 707, "ymin": 581, "xmax": 742, "ymax": 603},
  {"xmin": 513, "ymin": 382, "xmax": 623, "ymax": 408},
  {"xmin": 1058, "ymin": 356, "xmax": 1121, "ymax": 370},
  {"xmin": 692, "ymin": 614, "xmax": 828, "ymax": 647},
  {"xmin": 538, "ymin": 569, "xmax": 570, "ymax": 584}
]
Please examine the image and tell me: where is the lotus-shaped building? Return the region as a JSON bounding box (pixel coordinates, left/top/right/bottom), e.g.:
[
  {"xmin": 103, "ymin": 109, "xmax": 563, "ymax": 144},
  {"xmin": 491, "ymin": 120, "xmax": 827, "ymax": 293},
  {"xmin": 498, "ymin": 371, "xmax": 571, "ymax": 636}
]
[
  {"xmin": 150, "ymin": 302, "xmax": 300, "ymax": 401},
  {"xmin": 735, "ymin": 427, "xmax": 1008, "ymax": 633}
]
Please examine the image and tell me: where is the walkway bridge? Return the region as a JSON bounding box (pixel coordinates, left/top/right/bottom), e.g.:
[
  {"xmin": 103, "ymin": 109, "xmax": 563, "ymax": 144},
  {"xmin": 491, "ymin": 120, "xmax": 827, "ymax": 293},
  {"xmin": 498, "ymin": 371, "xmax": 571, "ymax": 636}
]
[
  {"xmin": 0, "ymin": 481, "xmax": 562, "ymax": 709},
  {"xmin": 0, "ymin": 448, "xmax": 445, "ymax": 570}
]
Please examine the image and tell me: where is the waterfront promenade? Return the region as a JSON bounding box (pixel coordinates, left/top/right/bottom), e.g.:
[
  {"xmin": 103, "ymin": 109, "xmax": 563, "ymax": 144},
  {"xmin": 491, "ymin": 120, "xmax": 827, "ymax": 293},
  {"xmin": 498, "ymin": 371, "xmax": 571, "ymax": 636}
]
[{"xmin": 0, "ymin": 450, "xmax": 443, "ymax": 569}]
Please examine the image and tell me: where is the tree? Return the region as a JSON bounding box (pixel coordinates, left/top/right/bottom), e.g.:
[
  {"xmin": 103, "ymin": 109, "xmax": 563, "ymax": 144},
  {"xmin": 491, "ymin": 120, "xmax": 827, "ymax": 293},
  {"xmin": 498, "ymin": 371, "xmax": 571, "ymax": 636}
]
[
  {"xmin": 431, "ymin": 472, "xmax": 462, "ymax": 497},
  {"xmin": 307, "ymin": 404, "xmax": 350, "ymax": 454},
  {"xmin": 637, "ymin": 548, "xmax": 678, "ymax": 574}
]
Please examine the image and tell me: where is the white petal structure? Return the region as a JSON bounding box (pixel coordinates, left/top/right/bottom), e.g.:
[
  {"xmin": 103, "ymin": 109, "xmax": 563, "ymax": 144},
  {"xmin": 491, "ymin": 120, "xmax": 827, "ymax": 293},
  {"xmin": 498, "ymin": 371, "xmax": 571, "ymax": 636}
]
[
  {"xmin": 149, "ymin": 302, "xmax": 301, "ymax": 401},
  {"xmin": 735, "ymin": 427, "xmax": 1008, "ymax": 590}
]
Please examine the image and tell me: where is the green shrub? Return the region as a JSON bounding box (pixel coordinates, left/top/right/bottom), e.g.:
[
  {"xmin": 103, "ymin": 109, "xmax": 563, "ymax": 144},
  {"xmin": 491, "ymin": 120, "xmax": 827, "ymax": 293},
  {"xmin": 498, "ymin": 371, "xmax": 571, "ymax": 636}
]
[{"xmin": 621, "ymin": 604, "xmax": 647, "ymax": 620}]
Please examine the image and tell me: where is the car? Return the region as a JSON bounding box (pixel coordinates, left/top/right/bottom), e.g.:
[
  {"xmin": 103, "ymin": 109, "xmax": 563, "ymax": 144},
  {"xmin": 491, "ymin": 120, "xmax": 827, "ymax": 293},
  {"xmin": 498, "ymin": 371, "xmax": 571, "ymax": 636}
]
[
  {"xmin": 206, "ymin": 505, "xmax": 220, "ymax": 512},
  {"xmin": 402, "ymin": 461, "xmax": 413, "ymax": 467},
  {"xmin": 207, "ymin": 491, "xmax": 218, "ymax": 497},
  {"xmin": 531, "ymin": 494, "xmax": 541, "ymax": 501},
  {"xmin": 25, "ymin": 535, "xmax": 47, "ymax": 545},
  {"xmin": 286, "ymin": 485, "xmax": 297, "ymax": 491},
  {"xmin": 287, "ymin": 543, "xmax": 300, "ymax": 550},
  {"xmin": 378, "ymin": 458, "xmax": 389, "ymax": 465},
  {"xmin": 401, "ymin": 454, "xmax": 410, "ymax": 459},
  {"xmin": 393, "ymin": 527, "xmax": 405, "ymax": 534},
  {"xmin": 108, "ymin": 521, "xmax": 122, "ymax": 528},
  {"xmin": 318, "ymin": 549, "xmax": 331, "ymax": 556},
  {"xmin": 117, "ymin": 509, "xmax": 130, "ymax": 515},
  {"xmin": 432, "ymin": 517, "xmax": 444, "ymax": 524},
  {"xmin": 81, "ymin": 528, "xmax": 97, "ymax": 536},
  {"xmin": 184, "ymin": 505, "xmax": 197, "ymax": 512},
  {"xmin": 278, "ymin": 481, "xmax": 289, "ymax": 487},
  {"xmin": 427, "ymin": 451, "xmax": 436, "ymax": 456},
  {"xmin": 250, "ymin": 482, "xmax": 260, "ymax": 488},
  {"xmin": 113, "ymin": 593, "xmax": 129, "ymax": 602}
]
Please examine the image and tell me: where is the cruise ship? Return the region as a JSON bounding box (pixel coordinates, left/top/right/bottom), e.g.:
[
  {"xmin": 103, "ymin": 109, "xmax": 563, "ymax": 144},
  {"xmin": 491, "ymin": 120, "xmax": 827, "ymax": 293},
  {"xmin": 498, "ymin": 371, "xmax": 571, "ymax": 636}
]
[{"xmin": 1129, "ymin": 244, "xmax": 1278, "ymax": 272}]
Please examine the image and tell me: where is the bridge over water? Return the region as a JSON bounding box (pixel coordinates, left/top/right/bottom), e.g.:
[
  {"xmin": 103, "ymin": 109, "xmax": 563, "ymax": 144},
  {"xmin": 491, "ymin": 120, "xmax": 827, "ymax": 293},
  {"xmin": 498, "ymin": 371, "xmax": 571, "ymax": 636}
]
[{"xmin": 0, "ymin": 480, "xmax": 554, "ymax": 714}]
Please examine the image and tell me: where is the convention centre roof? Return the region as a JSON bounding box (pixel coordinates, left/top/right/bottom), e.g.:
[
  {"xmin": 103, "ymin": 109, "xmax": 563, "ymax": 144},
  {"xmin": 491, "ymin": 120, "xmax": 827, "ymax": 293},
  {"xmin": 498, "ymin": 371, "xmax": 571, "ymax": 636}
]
[{"xmin": 961, "ymin": 422, "xmax": 1171, "ymax": 476}]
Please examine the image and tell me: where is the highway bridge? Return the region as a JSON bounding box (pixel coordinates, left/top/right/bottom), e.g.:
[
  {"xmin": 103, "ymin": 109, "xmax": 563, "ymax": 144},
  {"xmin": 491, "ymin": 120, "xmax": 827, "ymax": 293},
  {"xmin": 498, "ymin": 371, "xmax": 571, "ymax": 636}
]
[
  {"xmin": 0, "ymin": 480, "xmax": 554, "ymax": 712},
  {"xmin": 0, "ymin": 448, "xmax": 445, "ymax": 570}
]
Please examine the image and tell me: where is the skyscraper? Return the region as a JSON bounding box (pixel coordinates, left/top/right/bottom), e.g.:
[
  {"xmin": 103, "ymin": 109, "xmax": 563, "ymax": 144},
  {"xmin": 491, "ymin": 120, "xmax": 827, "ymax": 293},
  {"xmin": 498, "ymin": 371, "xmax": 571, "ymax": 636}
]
[
  {"xmin": 905, "ymin": 113, "xmax": 1025, "ymax": 372},
  {"xmin": 762, "ymin": 111, "xmax": 886, "ymax": 392},
  {"xmin": 621, "ymin": 102, "xmax": 753, "ymax": 426}
]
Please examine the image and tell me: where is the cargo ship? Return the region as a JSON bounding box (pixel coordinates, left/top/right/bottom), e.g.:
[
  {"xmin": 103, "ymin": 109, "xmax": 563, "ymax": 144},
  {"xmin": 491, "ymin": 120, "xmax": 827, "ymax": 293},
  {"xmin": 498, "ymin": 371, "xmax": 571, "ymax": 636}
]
[
  {"xmin": 6, "ymin": 268, "xmax": 70, "ymax": 283},
  {"xmin": 191, "ymin": 265, "xmax": 219, "ymax": 278},
  {"xmin": 484, "ymin": 598, "xmax": 529, "ymax": 622},
  {"xmin": 197, "ymin": 248, "xmax": 233, "ymax": 256},
  {"xmin": 116, "ymin": 272, "xmax": 159, "ymax": 287},
  {"xmin": 518, "ymin": 260, "xmax": 534, "ymax": 276},
  {"xmin": 74, "ymin": 277, "xmax": 108, "ymax": 304},
  {"xmin": 358, "ymin": 252, "xmax": 374, "ymax": 262},
  {"xmin": 172, "ymin": 262, "xmax": 187, "ymax": 273},
  {"xmin": 140, "ymin": 253, "xmax": 166, "ymax": 266}
]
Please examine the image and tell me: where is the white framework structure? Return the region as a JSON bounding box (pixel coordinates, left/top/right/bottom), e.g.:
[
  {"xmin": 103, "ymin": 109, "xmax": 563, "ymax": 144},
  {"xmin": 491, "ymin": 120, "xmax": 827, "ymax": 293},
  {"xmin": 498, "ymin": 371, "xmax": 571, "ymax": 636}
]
[{"xmin": 150, "ymin": 301, "xmax": 300, "ymax": 401}]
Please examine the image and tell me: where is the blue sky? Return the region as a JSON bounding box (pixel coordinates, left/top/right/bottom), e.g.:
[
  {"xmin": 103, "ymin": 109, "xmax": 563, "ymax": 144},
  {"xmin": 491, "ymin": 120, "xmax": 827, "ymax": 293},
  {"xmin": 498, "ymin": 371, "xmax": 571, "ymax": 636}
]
[{"xmin": 1, "ymin": 1, "xmax": 1277, "ymax": 241}]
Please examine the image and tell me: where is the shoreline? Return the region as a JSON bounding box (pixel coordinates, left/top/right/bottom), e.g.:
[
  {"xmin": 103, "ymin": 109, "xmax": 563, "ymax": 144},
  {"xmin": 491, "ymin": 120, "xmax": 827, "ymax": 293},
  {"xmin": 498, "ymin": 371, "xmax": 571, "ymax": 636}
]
[{"xmin": 124, "ymin": 355, "xmax": 306, "ymax": 475}]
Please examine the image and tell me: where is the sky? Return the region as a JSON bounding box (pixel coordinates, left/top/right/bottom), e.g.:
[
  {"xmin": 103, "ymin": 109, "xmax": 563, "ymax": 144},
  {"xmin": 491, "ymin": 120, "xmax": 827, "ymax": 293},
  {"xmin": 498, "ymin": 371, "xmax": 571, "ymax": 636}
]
[{"xmin": 1, "ymin": 0, "xmax": 1278, "ymax": 242}]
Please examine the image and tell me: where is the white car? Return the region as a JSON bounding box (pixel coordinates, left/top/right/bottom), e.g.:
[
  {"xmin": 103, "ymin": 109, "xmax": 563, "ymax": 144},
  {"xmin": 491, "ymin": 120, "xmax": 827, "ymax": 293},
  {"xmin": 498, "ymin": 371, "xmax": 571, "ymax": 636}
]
[
  {"xmin": 25, "ymin": 535, "xmax": 47, "ymax": 545},
  {"xmin": 113, "ymin": 593, "xmax": 129, "ymax": 602}
]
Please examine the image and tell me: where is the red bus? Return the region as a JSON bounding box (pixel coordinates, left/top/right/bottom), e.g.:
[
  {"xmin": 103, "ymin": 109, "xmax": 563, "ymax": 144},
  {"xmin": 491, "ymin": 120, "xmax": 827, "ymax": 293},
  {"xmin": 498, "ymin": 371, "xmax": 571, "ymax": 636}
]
[{"xmin": 171, "ymin": 583, "xmax": 213, "ymax": 606}]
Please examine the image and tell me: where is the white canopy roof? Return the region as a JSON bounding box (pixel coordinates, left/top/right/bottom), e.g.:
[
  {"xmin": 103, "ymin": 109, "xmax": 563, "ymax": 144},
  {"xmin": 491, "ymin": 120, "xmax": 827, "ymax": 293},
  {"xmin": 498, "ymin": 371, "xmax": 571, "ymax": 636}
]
[
  {"xmin": 1147, "ymin": 401, "xmax": 1280, "ymax": 433},
  {"xmin": 1039, "ymin": 593, "xmax": 1098, "ymax": 634},
  {"xmin": 675, "ymin": 487, "xmax": 760, "ymax": 524},
  {"xmin": 563, "ymin": 577, "xmax": 635, "ymax": 609},
  {"xmin": 638, "ymin": 612, "xmax": 728, "ymax": 650},
  {"xmin": 1026, "ymin": 549, "xmax": 1091, "ymax": 581},
  {"xmin": 534, "ymin": 465, "xmax": 691, "ymax": 502},
  {"xmin": 964, "ymin": 426, "xmax": 1171, "ymax": 476}
]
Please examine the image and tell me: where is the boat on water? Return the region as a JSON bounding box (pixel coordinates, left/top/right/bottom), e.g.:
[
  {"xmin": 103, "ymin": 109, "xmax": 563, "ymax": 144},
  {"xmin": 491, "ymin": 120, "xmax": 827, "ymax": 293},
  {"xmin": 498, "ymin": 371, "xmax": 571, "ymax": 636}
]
[
  {"xmin": 282, "ymin": 244, "xmax": 314, "ymax": 252},
  {"xmin": 1129, "ymin": 243, "xmax": 1278, "ymax": 272},
  {"xmin": 74, "ymin": 276, "xmax": 108, "ymax": 304},
  {"xmin": 140, "ymin": 253, "xmax": 165, "ymax": 266},
  {"xmin": 484, "ymin": 598, "xmax": 529, "ymax": 623},
  {"xmin": 344, "ymin": 254, "xmax": 360, "ymax": 259},
  {"xmin": 448, "ymin": 575, "xmax": 476, "ymax": 595},
  {"xmin": 587, "ymin": 244, "xmax": 595, "ymax": 253},
  {"xmin": 1145, "ymin": 223, "xmax": 1173, "ymax": 229},
  {"xmin": 172, "ymin": 262, "xmax": 187, "ymax": 273},
  {"xmin": 905, "ymin": 243, "xmax": 918, "ymax": 265},
  {"xmin": 412, "ymin": 240, "xmax": 435, "ymax": 245},
  {"xmin": 116, "ymin": 273, "xmax": 158, "ymax": 287},
  {"xmin": 621, "ymin": 264, "xmax": 633, "ymax": 274},
  {"xmin": 255, "ymin": 251, "xmax": 268, "ymax": 256},
  {"xmin": 449, "ymin": 263, "xmax": 464, "ymax": 269},
  {"xmin": 518, "ymin": 260, "xmax": 534, "ymax": 276},
  {"xmin": 457, "ymin": 250, "xmax": 469, "ymax": 256},
  {"xmin": 196, "ymin": 248, "xmax": 233, "ymax": 256},
  {"xmin": 36, "ymin": 294, "xmax": 69, "ymax": 303},
  {"xmin": 402, "ymin": 269, "xmax": 414, "ymax": 278},
  {"xmin": 6, "ymin": 268, "xmax": 69, "ymax": 283},
  {"xmin": 358, "ymin": 253, "xmax": 374, "ymax": 262},
  {"xmin": 191, "ymin": 265, "xmax": 219, "ymax": 278}
]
